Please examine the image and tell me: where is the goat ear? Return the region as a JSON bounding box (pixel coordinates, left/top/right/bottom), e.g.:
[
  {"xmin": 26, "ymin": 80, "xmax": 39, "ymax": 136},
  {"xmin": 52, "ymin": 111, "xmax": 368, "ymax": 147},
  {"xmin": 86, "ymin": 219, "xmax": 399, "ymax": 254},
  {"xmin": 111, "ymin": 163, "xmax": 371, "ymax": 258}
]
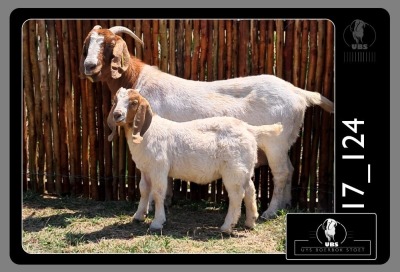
[
  {"xmin": 132, "ymin": 99, "xmax": 152, "ymax": 144},
  {"xmin": 111, "ymin": 38, "xmax": 130, "ymax": 79},
  {"xmin": 107, "ymin": 103, "xmax": 117, "ymax": 142}
]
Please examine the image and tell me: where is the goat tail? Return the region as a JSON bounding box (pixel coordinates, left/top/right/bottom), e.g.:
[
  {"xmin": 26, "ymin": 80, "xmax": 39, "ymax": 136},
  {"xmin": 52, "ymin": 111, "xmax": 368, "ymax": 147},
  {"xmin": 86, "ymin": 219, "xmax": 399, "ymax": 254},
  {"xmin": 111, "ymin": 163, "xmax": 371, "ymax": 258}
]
[
  {"xmin": 295, "ymin": 87, "xmax": 334, "ymax": 113},
  {"xmin": 251, "ymin": 122, "xmax": 283, "ymax": 146}
]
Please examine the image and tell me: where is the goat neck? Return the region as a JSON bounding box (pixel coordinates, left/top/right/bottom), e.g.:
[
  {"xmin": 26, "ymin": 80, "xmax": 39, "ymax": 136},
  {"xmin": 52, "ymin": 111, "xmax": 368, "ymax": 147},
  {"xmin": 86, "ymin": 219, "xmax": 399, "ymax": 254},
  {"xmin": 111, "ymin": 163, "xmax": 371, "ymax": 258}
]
[{"xmin": 107, "ymin": 57, "xmax": 145, "ymax": 96}]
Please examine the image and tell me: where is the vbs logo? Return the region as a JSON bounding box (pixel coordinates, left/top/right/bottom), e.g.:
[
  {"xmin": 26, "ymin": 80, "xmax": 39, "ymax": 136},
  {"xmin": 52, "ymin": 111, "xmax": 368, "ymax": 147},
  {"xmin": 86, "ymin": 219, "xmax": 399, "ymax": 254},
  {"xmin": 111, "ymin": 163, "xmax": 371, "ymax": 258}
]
[
  {"xmin": 316, "ymin": 218, "xmax": 347, "ymax": 247},
  {"xmin": 343, "ymin": 19, "xmax": 376, "ymax": 50},
  {"xmin": 286, "ymin": 213, "xmax": 376, "ymax": 260}
]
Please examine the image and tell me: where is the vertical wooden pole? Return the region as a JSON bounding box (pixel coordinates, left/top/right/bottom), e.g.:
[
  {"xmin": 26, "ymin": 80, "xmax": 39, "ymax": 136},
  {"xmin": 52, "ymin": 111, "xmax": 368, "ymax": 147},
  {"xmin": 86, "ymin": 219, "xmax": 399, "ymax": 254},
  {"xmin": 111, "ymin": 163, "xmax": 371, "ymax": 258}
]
[
  {"xmin": 102, "ymin": 84, "xmax": 113, "ymax": 200},
  {"xmin": 260, "ymin": 165, "xmax": 269, "ymax": 212},
  {"xmin": 47, "ymin": 20, "xmax": 62, "ymax": 195},
  {"xmin": 176, "ymin": 20, "xmax": 184, "ymax": 78},
  {"xmin": 306, "ymin": 21, "xmax": 319, "ymax": 212},
  {"xmin": 55, "ymin": 20, "xmax": 70, "ymax": 195},
  {"xmin": 29, "ymin": 20, "xmax": 45, "ymax": 193},
  {"xmin": 191, "ymin": 20, "xmax": 200, "ymax": 80},
  {"xmin": 258, "ymin": 20, "xmax": 266, "ymax": 74},
  {"xmin": 118, "ymin": 128, "xmax": 126, "ymax": 201},
  {"xmin": 300, "ymin": 20, "xmax": 310, "ymax": 89},
  {"xmin": 88, "ymin": 81, "xmax": 99, "ymax": 200},
  {"xmin": 169, "ymin": 20, "xmax": 176, "ymax": 76},
  {"xmin": 127, "ymin": 146, "xmax": 136, "ymax": 202},
  {"xmin": 232, "ymin": 20, "xmax": 238, "ymax": 78},
  {"xmin": 290, "ymin": 20, "xmax": 303, "ymax": 206},
  {"xmin": 82, "ymin": 83, "xmax": 90, "ymax": 199},
  {"xmin": 275, "ymin": 20, "xmax": 284, "ymax": 78},
  {"xmin": 62, "ymin": 20, "xmax": 76, "ymax": 195},
  {"xmin": 250, "ymin": 20, "xmax": 259, "ymax": 75},
  {"xmin": 112, "ymin": 131, "xmax": 119, "ymax": 200},
  {"xmin": 238, "ymin": 20, "xmax": 249, "ymax": 77},
  {"xmin": 206, "ymin": 20, "xmax": 213, "ymax": 81},
  {"xmin": 212, "ymin": 20, "xmax": 219, "ymax": 81},
  {"xmin": 134, "ymin": 20, "xmax": 143, "ymax": 60},
  {"xmin": 184, "ymin": 20, "xmax": 192, "ymax": 80},
  {"xmin": 266, "ymin": 20, "xmax": 274, "ymax": 75},
  {"xmin": 79, "ymin": 21, "xmax": 90, "ymax": 198},
  {"xmin": 253, "ymin": 168, "xmax": 261, "ymax": 202},
  {"xmin": 283, "ymin": 20, "xmax": 294, "ymax": 82},
  {"xmin": 292, "ymin": 20, "xmax": 302, "ymax": 86},
  {"xmin": 190, "ymin": 23, "xmax": 201, "ymax": 200},
  {"xmin": 225, "ymin": 20, "xmax": 232, "ymax": 79},
  {"xmin": 142, "ymin": 20, "xmax": 152, "ymax": 65},
  {"xmin": 159, "ymin": 20, "xmax": 168, "ymax": 72},
  {"xmin": 68, "ymin": 20, "xmax": 83, "ymax": 195},
  {"xmin": 23, "ymin": 21, "xmax": 37, "ymax": 191},
  {"xmin": 217, "ymin": 20, "xmax": 225, "ymax": 80},
  {"xmin": 199, "ymin": 20, "xmax": 208, "ymax": 81},
  {"xmin": 299, "ymin": 20, "xmax": 314, "ymax": 210},
  {"xmin": 135, "ymin": 168, "xmax": 141, "ymax": 199},
  {"xmin": 309, "ymin": 20, "xmax": 326, "ymax": 212},
  {"xmin": 96, "ymin": 82, "xmax": 105, "ymax": 201},
  {"xmin": 152, "ymin": 20, "xmax": 159, "ymax": 68},
  {"xmin": 319, "ymin": 20, "xmax": 334, "ymax": 212}
]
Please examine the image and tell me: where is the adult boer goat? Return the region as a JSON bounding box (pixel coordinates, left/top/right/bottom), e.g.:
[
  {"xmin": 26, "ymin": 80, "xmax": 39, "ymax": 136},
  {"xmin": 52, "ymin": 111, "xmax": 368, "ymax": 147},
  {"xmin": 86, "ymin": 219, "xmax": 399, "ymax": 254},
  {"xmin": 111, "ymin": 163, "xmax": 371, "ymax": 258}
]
[
  {"xmin": 79, "ymin": 25, "xmax": 334, "ymax": 219},
  {"xmin": 108, "ymin": 87, "xmax": 283, "ymax": 233}
]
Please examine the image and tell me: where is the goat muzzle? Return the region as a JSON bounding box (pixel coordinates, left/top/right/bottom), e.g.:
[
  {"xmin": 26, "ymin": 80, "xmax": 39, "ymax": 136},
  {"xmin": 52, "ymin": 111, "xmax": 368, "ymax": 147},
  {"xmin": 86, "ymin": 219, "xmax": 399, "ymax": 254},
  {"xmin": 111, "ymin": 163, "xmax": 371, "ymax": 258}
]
[{"xmin": 113, "ymin": 111, "xmax": 125, "ymax": 123}]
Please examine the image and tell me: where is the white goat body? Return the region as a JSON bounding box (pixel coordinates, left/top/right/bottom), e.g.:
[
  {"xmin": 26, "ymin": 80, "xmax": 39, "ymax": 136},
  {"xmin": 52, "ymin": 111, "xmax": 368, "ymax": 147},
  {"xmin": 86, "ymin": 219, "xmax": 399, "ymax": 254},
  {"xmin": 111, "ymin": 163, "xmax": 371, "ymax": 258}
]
[
  {"xmin": 109, "ymin": 88, "xmax": 283, "ymax": 233},
  {"xmin": 135, "ymin": 65, "xmax": 331, "ymax": 147},
  {"xmin": 80, "ymin": 25, "xmax": 334, "ymax": 219}
]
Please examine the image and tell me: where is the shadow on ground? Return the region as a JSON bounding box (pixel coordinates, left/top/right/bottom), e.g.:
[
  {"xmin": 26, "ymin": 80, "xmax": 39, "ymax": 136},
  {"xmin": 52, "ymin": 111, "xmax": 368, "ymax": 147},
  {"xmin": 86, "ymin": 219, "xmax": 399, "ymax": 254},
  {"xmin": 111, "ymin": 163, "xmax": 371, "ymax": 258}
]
[{"xmin": 23, "ymin": 193, "xmax": 254, "ymax": 244}]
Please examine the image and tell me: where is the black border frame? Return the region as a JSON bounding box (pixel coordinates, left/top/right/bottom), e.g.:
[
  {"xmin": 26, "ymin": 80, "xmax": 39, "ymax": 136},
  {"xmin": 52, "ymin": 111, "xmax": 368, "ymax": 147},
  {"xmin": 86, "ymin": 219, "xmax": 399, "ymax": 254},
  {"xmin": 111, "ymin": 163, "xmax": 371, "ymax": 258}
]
[{"xmin": 10, "ymin": 8, "xmax": 390, "ymax": 265}]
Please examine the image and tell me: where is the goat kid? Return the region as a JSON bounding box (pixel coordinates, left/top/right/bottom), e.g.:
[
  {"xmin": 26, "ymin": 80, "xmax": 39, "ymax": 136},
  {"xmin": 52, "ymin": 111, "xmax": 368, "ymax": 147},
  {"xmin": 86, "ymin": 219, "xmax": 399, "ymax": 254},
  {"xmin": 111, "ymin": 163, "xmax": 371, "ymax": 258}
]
[
  {"xmin": 108, "ymin": 88, "xmax": 283, "ymax": 233},
  {"xmin": 80, "ymin": 25, "xmax": 334, "ymax": 219}
]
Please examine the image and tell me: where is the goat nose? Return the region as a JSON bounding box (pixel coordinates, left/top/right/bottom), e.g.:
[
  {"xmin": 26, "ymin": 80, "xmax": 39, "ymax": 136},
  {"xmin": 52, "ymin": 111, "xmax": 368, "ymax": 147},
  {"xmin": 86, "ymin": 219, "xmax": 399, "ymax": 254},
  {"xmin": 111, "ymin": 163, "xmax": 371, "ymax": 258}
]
[
  {"xmin": 113, "ymin": 111, "xmax": 123, "ymax": 121},
  {"xmin": 85, "ymin": 63, "xmax": 97, "ymax": 73}
]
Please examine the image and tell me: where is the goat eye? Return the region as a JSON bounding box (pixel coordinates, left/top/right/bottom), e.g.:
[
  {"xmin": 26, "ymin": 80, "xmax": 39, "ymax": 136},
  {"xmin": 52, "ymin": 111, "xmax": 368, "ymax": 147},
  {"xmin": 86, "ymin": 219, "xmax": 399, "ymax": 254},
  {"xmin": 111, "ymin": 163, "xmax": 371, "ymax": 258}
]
[{"xmin": 128, "ymin": 100, "xmax": 138, "ymax": 107}]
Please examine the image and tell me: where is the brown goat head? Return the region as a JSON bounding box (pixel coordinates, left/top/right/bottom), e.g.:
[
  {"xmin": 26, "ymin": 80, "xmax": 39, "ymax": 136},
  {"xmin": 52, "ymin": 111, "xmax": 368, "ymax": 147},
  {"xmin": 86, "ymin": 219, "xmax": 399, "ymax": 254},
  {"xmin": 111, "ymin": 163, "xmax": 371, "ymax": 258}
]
[
  {"xmin": 107, "ymin": 88, "xmax": 153, "ymax": 144},
  {"xmin": 79, "ymin": 25, "xmax": 132, "ymax": 83}
]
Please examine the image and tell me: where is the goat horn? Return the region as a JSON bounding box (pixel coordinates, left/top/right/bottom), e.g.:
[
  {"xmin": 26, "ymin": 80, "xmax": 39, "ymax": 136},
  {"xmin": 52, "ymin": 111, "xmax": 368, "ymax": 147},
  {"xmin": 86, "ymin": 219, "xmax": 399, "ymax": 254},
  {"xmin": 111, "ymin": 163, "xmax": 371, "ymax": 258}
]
[{"xmin": 109, "ymin": 26, "xmax": 144, "ymax": 46}]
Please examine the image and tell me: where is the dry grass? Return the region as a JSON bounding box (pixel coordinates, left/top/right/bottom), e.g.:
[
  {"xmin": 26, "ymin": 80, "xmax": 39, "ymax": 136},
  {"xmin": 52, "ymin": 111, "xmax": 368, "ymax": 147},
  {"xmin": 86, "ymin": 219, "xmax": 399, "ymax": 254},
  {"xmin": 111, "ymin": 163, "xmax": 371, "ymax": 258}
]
[{"xmin": 22, "ymin": 192, "xmax": 287, "ymax": 254}]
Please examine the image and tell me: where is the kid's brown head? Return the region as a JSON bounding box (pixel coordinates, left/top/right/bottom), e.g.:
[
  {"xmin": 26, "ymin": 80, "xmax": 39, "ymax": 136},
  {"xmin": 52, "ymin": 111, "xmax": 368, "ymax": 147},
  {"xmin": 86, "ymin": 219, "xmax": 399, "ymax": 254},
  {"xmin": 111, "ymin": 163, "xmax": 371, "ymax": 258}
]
[{"xmin": 107, "ymin": 88, "xmax": 153, "ymax": 144}]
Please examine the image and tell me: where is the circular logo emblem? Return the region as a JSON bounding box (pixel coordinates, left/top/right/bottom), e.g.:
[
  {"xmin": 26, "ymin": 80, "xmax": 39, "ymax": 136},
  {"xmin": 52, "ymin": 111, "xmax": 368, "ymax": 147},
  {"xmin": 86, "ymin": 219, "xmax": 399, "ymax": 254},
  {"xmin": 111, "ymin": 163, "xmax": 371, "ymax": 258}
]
[
  {"xmin": 343, "ymin": 19, "xmax": 376, "ymax": 49},
  {"xmin": 316, "ymin": 218, "xmax": 347, "ymax": 246}
]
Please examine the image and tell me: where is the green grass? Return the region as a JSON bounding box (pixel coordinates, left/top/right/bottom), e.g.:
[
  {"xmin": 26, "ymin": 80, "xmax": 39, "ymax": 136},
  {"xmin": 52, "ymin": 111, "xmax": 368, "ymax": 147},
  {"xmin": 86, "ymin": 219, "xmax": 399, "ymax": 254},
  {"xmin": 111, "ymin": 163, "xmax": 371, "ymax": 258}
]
[{"xmin": 22, "ymin": 192, "xmax": 287, "ymax": 254}]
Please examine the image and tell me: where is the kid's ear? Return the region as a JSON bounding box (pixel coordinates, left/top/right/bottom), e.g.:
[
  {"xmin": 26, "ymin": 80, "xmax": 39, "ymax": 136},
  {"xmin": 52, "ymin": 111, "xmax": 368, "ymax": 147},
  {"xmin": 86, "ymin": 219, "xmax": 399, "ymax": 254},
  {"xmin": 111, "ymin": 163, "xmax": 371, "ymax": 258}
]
[{"xmin": 132, "ymin": 98, "xmax": 152, "ymax": 144}]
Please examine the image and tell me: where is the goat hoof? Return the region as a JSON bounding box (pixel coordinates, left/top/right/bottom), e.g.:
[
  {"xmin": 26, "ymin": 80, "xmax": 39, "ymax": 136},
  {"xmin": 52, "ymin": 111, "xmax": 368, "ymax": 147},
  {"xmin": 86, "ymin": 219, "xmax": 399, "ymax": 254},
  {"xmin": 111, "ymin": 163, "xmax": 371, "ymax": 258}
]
[
  {"xmin": 133, "ymin": 218, "xmax": 145, "ymax": 224},
  {"xmin": 132, "ymin": 216, "xmax": 146, "ymax": 223},
  {"xmin": 149, "ymin": 225, "xmax": 163, "ymax": 234},
  {"xmin": 260, "ymin": 211, "xmax": 277, "ymax": 220},
  {"xmin": 245, "ymin": 222, "xmax": 256, "ymax": 230},
  {"xmin": 220, "ymin": 226, "xmax": 233, "ymax": 235}
]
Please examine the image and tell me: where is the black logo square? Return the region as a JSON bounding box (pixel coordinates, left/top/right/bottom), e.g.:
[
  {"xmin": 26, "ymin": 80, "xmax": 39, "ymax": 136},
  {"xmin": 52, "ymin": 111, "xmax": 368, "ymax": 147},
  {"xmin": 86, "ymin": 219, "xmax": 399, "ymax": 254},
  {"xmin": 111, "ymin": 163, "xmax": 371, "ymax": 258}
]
[{"xmin": 286, "ymin": 213, "xmax": 377, "ymax": 260}]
